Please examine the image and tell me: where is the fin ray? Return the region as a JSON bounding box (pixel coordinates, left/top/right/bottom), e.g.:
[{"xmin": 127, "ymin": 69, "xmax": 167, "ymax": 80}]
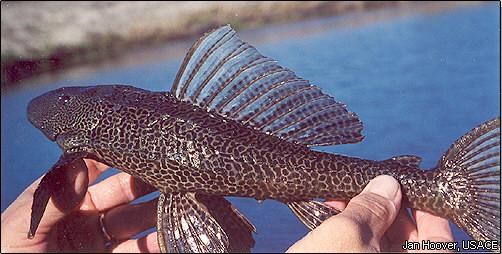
[
  {"xmin": 228, "ymin": 73, "xmax": 299, "ymax": 117},
  {"xmin": 210, "ymin": 59, "xmax": 280, "ymax": 113},
  {"xmin": 288, "ymin": 200, "xmax": 340, "ymax": 230},
  {"xmin": 176, "ymin": 28, "xmax": 235, "ymax": 99},
  {"xmin": 240, "ymin": 83, "xmax": 312, "ymax": 126},
  {"xmin": 171, "ymin": 25, "xmax": 363, "ymax": 146},
  {"xmin": 157, "ymin": 192, "xmax": 228, "ymax": 252},
  {"xmin": 201, "ymin": 51, "xmax": 268, "ymax": 109},
  {"xmin": 196, "ymin": 194, "xmax": 256, "ymax": 251},
  {"xmin": 192, "ymin": 42, "xmax": 249, "ymax": 103},
  {"xmin": 157, "ymin": 192, "xmax": 254, "ymax": 253},
  {"xmin": 437, "ymin": 117, "xmax": 500, "ymax": 241},
  {"xmin": 276, "ymin": 102, "xmax": 347, "ymax": 136}
]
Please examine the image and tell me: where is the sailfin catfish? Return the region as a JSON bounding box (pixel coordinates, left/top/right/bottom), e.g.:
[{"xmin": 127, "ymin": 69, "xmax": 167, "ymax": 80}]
[{"xmin": 27, "ymin": 25, "xmax": 500, "ymax": 252}]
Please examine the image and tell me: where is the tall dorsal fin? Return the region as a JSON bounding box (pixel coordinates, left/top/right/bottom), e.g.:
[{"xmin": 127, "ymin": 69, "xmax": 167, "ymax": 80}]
[{"xmin": 171, "ymin": 25, "xmax": 364, "ymax": 146}]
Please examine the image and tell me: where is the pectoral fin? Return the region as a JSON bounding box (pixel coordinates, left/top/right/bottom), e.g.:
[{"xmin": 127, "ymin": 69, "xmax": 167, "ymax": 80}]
[
  {"xmin": 29, "ymin": 152, "xmax": 88, "ymax": 239},
  {"xmin": 157, "ymin": 192, "xmax": 255, "ymax": 253},
  {"xmin": 288, "ymin": 200, "xmax": 341, "ymax": 230}
]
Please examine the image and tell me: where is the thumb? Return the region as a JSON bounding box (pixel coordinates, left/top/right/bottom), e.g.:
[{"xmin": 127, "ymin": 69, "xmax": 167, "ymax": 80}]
[{"xmin": 338, "ymin": 175, "xmax": 402, "ymax": 247}]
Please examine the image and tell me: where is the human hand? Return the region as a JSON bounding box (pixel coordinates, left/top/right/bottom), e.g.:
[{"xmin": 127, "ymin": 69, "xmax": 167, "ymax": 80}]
[
  {"xmin": 287, "ymin": 175, "xmax": 454, "ymax": 252},
  {"xmin": 1, "ymin": 159, "xmax": 159, "ymax": 252}
]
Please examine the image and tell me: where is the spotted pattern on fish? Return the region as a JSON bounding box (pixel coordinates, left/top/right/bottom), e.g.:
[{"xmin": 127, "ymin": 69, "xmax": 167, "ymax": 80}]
[
  {"xmin": 49, "ymin": 85, "xmax": 433, "ymax": 206},
  {"xmin": 27, "ymin": 25, "xmax": 500, "ymax": 252}
]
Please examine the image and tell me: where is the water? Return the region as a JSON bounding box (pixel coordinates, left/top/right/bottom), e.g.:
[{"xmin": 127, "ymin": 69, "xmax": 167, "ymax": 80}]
[{"xmin": 1, "ymin": 3, "xmax": 499, "ymax": 252}]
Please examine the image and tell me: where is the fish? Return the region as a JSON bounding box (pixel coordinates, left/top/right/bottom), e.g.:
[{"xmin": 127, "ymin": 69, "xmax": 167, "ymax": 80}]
[{"xmin": 26, "ymin": 25, "xmax": 500, "ymax": 252}]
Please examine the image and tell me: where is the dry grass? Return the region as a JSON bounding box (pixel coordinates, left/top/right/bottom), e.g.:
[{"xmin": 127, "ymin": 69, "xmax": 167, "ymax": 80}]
[{"xmin": 0, "ymin": 1, "xmax": 482, "ymax": 87}]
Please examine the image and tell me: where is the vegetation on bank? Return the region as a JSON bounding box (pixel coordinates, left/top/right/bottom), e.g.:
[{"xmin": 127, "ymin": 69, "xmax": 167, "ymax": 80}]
[{"xmin": 0, "ymin": 1, "xmax": 481, "ymax": 88}]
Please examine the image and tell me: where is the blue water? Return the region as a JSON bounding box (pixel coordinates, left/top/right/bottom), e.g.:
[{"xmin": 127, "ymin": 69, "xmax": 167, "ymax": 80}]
[{"xmin": 1, "ymin": 3, "xmax": 499, "ymax": 252}]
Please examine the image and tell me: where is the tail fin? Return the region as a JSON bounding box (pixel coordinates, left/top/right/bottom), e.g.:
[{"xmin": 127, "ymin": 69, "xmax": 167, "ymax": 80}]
[{"xmin": 436, "ymin": 117, "xmax": 500, "ymax": 241}]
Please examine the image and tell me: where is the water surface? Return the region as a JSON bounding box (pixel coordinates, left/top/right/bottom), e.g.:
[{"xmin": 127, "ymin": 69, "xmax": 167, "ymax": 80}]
[{"xmin": 1, "ymin": 3, "xmax": 499, "ymax": 252}]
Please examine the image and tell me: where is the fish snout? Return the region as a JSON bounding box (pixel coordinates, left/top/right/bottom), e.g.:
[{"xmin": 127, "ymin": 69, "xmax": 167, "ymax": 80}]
[
  {"xmin": 27, "ymin": 87, "xmax": 79, "ymax": 141},
  {"xmin": 27, "ymin": 86, "xmax": 102, "ymax": 141},
  {"xmin": 27, "ymin": 92, "xmax": 59, "ymax": 141}
]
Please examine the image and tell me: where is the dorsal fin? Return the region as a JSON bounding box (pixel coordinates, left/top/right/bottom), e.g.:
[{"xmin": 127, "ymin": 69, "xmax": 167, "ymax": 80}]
[
  {"xmin": 171, "ymin": 25, "xmax": 363, "ymax": 146},
  {"xmin": 384, "ymin": 155, "xmax": 422, "ymax": 168}
]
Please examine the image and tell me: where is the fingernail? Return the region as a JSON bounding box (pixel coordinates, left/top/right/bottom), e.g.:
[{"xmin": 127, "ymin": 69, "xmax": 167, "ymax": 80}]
[{"xmin": 363, "ymin": 175, "xmax": 400, "ymax": 200}]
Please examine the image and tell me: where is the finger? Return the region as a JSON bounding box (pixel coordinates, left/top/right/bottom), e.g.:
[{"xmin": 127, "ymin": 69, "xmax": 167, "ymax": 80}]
[
  {"xmin": 324, "ymin": 200, "xmax": 347, "ymax": 211},
  {"xmin": 2, "ymin": 175, "xmax": 46, "ymax": 242},
  {"xmin": 84, "ymin": 172, "xmax": 157, "ymax": 211},
  {"xmin": 384, "ymin": 206, "xmax": 418, "ymax": 245},
  {"xmin": 287, "ymin": 176, "xmax": 400, "ymax": 253},
  {"xmin": 110, "ymin": 232, "xmax": 160, "ymax": 253},
  {"xmin": 102, "ymin": 198, "xmax": 158, "ymax": 241},
  {"xmin": 413, "ymin": 210, "xmax": 454, "ymax": 242},
  {"xmin": 84, "ymin": 159, "xmax": 111, "ymax": 185},
  {"xmin": 339, "ymin": 175, "xmax": 402, "ymax": 244}
]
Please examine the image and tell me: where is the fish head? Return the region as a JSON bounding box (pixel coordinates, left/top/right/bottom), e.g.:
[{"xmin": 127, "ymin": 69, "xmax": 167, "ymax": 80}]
[
  {"xmin": 28, "ymin": 85, "xmax": 151, "ymax": 142},
  {"xmin": 27, "ymin": 85, "xmax": 109, "ymax": 141}
]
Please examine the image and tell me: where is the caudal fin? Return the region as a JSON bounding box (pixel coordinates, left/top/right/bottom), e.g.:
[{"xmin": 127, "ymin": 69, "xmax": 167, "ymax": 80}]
[{"xmin": 436, "ymin": 117, "xmax": 500, "ymax": 241}]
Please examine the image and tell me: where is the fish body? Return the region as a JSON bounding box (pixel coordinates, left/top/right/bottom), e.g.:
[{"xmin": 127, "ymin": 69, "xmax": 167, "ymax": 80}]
[
  {"xmin": 31, "ymin": 85, "xmax": 430, "ymax": 203},
  {"xmin": 27, "ymin": 25, "xmax": 500, "ymax": 252}
]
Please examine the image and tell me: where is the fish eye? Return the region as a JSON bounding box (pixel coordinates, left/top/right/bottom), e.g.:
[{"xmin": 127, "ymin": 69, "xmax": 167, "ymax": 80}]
[{"xmin": 58, "ymin": 95, "xmax": 71, "ymax": 103}]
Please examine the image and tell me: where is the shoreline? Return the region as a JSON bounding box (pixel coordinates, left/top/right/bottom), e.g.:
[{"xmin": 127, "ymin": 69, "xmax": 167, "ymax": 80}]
[{"xmin": 0, "ymin": 1, "xmax": 483, "ymax": 89}]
